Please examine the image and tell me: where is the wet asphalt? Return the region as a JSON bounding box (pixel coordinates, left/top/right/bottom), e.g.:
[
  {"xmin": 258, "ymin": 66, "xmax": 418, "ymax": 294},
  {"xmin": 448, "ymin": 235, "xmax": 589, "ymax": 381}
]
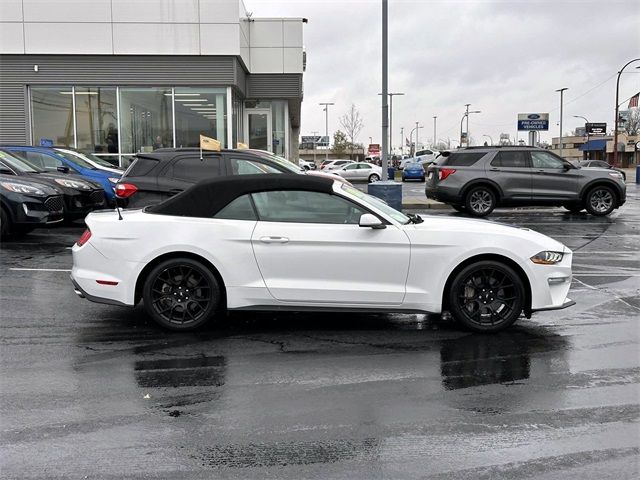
[{"xmin": 1, "ymin": 186, "xmax": 639, "ymax": 479}]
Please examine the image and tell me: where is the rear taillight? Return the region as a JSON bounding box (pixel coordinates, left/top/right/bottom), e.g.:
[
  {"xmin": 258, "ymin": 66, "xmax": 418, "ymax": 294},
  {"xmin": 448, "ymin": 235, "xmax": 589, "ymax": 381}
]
[
  {"xmin": 77, "ymin": 229, "xmax": 91, "ymax": 247},
  {"xmin": 115, "ymin": 183, "xmax": 138, "ymax": 198},
  {"xmin": 439, "ymin": 168, "xmax": 456, "ymax": 181}
]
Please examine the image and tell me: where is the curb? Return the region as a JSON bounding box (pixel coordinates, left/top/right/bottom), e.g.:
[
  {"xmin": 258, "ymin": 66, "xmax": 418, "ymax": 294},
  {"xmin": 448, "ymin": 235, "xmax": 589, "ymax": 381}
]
[{"xmin": 402, "ymin": 202, "xmax": 450, "ymax": 210}]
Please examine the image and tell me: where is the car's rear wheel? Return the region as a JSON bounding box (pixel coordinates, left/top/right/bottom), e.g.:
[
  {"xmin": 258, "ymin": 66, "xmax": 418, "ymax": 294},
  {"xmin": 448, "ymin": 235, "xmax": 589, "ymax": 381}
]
[
  {"xmin": 451, "ymin": 204, "xmax": 466, "ymax": 213},
  {"xmin": 465, "ymin": 186, "xmax": 496, "ymax": 217},
  {"xmin": 584, "ymin": 185, "xmax": 616, "ymax": 216},
  {"xmin": 563, "ymin": 205, "xmax": 583, "ymax": 214},
  {"xmin": 369, "ymin": 174, "xmax": 380, "ymax": 183},
  {"xmin": 448, "ymin": 260, "xmax": 525, "ymax": 333},
  {"xmin": 420, "ymin": 176, "xmax": 425, "ymax": 182},
  {"xmin": 143, "ymin": 257, "xmax": 221, "ymax": 331}
]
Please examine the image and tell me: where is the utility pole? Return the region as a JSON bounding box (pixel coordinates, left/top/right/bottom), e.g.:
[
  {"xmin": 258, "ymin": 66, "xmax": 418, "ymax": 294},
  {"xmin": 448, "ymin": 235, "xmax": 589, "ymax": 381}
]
[
  {"xmin": 415, "ymin": 121, "xmax": 420, "ymax": 152},
  {"xmin": 319, "ymin": 102, "xmax": 334, "ymax": 163},
  {"xmin": 378, "ymin": 92, "xmax": 404, "ymax": 157},
  {"xmin": 400, "ymin": 127, "xmax": 404, "ymax": 156},
  {"xmin": 556, "ymin": 88, "xmax": 568, "ymax": 158},
  {"xmin": 464, "ymin": 103, "xmax": 470, "ymax": 146},
  {"xmin": 381, "ymin": 0, "xmax": 389, "ymax": 181},
  {"xmin": 613, "ymin": 59, "xmax": 640, "ymax": 166}
]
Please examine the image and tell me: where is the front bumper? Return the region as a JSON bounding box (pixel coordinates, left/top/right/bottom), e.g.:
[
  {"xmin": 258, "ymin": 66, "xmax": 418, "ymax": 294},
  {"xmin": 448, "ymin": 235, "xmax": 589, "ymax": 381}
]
[
  {"xmin": 64, "ymin": 189, "xmax": 107, "ymax": 219},
  {"xmin": 532, "ymin": 298, "xmax": 576, "ymax": 312}
]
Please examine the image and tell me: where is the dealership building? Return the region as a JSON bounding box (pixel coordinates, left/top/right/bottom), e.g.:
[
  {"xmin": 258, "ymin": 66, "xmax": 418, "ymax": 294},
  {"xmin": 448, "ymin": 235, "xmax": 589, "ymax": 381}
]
[{"xmin": 0, "ymin": 0, "xmax": 306, "ymax": 166}]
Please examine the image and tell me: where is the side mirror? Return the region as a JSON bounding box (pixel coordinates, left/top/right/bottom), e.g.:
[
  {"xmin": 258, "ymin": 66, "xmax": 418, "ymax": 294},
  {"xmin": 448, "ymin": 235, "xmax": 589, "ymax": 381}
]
[
  {"xmin": 562, "ymin": 163, "xmax": 573, "ymax": 171},
  {"xmin": 359, "ymin": 213, "xmax": 385, "ymax": 229},
  {"xmin": 57, "ymin": 165, "xmax": 69, "ymax": 173}
]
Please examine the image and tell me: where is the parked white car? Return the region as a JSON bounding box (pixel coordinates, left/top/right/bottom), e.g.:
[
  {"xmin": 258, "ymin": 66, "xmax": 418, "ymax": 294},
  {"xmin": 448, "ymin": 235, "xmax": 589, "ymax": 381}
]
[
  {"xmin": 71, "ymin": 174, "xmax": 574, "ymax": 333},
  {"xmin": 321, "ymin": 159, "xmax": 354, "ymax": 171},
  {"xmin": 330, "ymin": 162, "xmax": 382, "ymax": 182},
  {"xmin": 400, "ymin": 149, "xmax": 439, "ymax": 169},
  {"xmin": 298, "ymin": 159, "xmax": 316, "ymax": 170}
]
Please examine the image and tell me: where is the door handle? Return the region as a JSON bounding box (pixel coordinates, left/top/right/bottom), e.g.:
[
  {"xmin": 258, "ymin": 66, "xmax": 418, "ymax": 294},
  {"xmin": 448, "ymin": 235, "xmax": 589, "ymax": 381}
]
[{"xmin": 260, "ymin": 236, "xmax": 289, "ymax": 244}]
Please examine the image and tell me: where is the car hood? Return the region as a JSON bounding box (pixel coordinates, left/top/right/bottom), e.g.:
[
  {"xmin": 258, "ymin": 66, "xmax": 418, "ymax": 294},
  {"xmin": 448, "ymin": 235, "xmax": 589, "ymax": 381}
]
[
  {"xmin": 25, "ymin": 172, "xmax": 103, "ymax": 190},
  {"xmin": 405, "ymin": 215, "xmax": 568, "ymax": 252}
]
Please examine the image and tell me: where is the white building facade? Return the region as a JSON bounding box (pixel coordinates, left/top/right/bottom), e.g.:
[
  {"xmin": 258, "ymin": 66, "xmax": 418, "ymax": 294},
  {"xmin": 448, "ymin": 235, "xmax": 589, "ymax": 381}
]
[{"xmin": 0, "ymin": 0, "xmax": 306, "ymax": 165}]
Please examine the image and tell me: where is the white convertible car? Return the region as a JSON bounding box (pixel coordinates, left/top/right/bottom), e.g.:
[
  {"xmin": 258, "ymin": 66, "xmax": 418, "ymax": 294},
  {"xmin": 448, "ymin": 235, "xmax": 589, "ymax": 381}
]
[{"xmin": 71, "ymin": 174, "xmax": 574, "ymax": 332}]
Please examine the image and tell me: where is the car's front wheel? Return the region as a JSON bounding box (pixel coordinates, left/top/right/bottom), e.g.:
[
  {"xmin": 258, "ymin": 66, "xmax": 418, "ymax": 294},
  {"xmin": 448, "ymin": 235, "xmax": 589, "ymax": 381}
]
[
  {"xmin": 465, "ymin": 186, "xmax": 496, "ymax": 217},
  {"xmin": 142, "ymin": 257, "xmax": 221, "ymax": 331},
  {"xmin": 585, "ymin": 185, "xmax": 616, "ymax": 216},
  {"xmin": 448, "ymin": 260, "xmax": 525, "ymax": 332},
  {"xmin": 368, "ymin": 174, "xmax": 380, "ymax": 183}
]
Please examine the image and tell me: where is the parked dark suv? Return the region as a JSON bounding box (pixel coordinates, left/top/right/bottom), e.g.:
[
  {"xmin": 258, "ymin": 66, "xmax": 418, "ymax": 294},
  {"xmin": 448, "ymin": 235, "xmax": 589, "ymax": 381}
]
[{"xmin": 425, "ymin": 146, "xmax": 626, "ymax": 217}]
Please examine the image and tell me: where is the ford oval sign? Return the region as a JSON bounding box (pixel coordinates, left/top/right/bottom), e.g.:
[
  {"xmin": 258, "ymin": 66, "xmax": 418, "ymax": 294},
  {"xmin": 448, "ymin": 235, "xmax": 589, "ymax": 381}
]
[{"xmin": 527, "ymin": 114, "xmax": 541, "ymax": 120}]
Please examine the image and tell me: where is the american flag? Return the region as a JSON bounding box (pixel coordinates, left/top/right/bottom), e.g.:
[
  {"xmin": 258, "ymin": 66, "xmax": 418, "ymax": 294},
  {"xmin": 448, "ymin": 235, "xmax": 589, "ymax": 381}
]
[{"xmin": 629, "ymin": 92, "xmax": 639, "ymax": 108}]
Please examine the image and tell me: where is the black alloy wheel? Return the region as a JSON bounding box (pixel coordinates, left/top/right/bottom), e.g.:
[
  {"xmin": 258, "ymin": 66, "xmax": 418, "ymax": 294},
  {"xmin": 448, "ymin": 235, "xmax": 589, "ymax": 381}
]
[
  {"xmin": 142, "ymin": 258, "xmax": 220, "ymax": 330},
  {"xmin": 448, "ymin": 260, "xmax": 525, "ymax": 332},
  {"xmin": 465, "ymin": 186, "xmax": 496, "ymax": 217},
  {"xmin": 451, "ymin": 204, "xmax": 466, "ymax": 213},
  {"xmin": 585, "ymin": 185, "xmax": 616, "ymax": 216}
]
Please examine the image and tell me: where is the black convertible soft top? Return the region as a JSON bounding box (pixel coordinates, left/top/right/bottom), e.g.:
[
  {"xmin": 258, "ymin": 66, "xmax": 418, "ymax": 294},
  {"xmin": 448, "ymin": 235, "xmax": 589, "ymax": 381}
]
[{"xmin": 146, "ymin": 173, "xmax": 335, "ymax": 218}]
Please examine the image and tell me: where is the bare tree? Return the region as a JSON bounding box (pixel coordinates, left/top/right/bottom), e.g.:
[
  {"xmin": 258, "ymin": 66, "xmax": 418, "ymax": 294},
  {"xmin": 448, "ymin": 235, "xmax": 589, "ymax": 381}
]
[
  {"xmin": 624, "ymin": 108, "xmax": 639, "ymax": 136},
  {"xmin": 339, "ymin": 104, "xmax": 364, "ymax": 159}
]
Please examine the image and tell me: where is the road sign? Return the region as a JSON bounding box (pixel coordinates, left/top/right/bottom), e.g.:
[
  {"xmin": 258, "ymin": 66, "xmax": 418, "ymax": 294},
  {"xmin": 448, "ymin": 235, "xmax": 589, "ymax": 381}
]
[
  {"xmin": 368, "ymin": 143, "xmax": 380, "ymax": 156},
  {"xmin": 586, "ymin": 123, "xmax": 607, "ymax": 135},
  {"xmin": 517, "ymin": 113, "xmax": 549, "ymax": 131}
]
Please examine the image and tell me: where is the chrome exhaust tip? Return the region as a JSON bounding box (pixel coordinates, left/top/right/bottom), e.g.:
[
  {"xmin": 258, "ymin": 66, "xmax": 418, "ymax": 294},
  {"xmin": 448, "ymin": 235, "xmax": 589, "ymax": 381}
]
[{"xmin": 74, "ymin": 288, "xmax": 85, "ymax": 299}]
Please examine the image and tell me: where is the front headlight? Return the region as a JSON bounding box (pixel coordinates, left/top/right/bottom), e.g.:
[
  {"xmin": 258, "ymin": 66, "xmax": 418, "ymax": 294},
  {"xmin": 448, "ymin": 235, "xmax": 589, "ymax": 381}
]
[
  {"xmin": 608, "ymin": 172, "xmax": 623, "ymax": 179},
  {"xmin": 531, "ymin": 251, "xmax": 564, "ymax": 265},
  {"xmin": 0, "ymin": 181, "xmax": 45, "ymax": 196},
  {"xmin": 54, "ymin": 178, "xmax": 91, "ymax": 190},
  {"xmin": 108, "ymin": 177, "xmax": 120, "ymax": 184}
]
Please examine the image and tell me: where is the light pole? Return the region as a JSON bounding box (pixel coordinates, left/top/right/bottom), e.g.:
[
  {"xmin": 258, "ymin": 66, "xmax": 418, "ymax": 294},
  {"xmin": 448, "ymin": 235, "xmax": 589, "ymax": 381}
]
[
  {"xmin": 613, "ymin": 59, "xmax": 640, "ymax": 166},
  {"xmin": 556, "ymin": 88, "xmax": 568, "ymax": 158},
  {"xmin": 482, "ymin": 134, "xmax": 493, "ymax": 146},
  {"xmin": 319, "ymin": 102, "xmax": 334, "ymax": 162},
  {"xmin": 573, "ymin": 115, "xmax": 590, "ymax": 160},
  {"xmin": 400, "ymin": 127, "xmax": 404, "ymax": 156},
  {"xmin": 378, "ymin": 92, "xmax": 404, "ymax": 156},
  {"xmin": 409, "ymin": 124, "xmax": 423, "ymax": 156},
  {"xmin": 464, "ymin": 104, "xmax": 471, "ymax": 144},
  {"xmin": 311, "ymin": 130, "xmax": 319, "ymax": 166},
  {"xmin": 432, "ymin": 116, "xmax": 437, "ymax": 148},
  {"xmin": 460, "ymin": 110, "xmax": 481, "ymax": 146}
]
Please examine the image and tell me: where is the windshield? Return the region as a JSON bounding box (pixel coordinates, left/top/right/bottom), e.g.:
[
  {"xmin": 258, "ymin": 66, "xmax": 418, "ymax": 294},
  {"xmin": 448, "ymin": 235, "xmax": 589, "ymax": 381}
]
[
  {"xmin": 72, "ymin": 150, "xmax": 118, "ymax": 169},
  {"xmin": 248, "ymin": 150, "xmax": 304, "ymax": 173},
  {"xmin": 340, "ymin": 184, "xmax": 410, "ymax": 224},
  {"xmin": 53, "ymin": 149, "xmax": 96, "ymax": 169},
  {"xmin": 0, "ymin": 150, "xmax": 41, "ymax": 173}
]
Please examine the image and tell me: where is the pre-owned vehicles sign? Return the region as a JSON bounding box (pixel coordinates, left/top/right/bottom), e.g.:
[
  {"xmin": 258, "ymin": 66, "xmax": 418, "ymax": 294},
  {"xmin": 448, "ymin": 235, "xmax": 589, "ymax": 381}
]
[{"xmin": 517, "ymin": 113, "xmax": 549, "ymax": 131}]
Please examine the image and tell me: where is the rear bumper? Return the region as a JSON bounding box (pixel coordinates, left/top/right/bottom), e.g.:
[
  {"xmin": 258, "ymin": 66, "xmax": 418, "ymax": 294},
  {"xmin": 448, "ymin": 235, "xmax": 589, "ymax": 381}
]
[
  {"xmin": 70, "ymin": 275, "xmax": 128, "ymax": 307},
  {"xmin": 424, "ymin": 185, "xmax": 461, "ymax": 204}
]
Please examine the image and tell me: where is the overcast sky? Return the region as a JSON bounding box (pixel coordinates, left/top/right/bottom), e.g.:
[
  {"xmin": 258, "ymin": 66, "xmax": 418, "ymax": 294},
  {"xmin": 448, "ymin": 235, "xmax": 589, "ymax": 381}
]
[{"xmin": 250, "ymin": 0, "xmax": 639, "ymax": 150}]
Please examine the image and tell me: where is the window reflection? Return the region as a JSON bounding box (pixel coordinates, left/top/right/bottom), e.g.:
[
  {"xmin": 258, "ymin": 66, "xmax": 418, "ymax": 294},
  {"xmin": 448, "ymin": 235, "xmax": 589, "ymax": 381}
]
[
  {"xmin": 174, "ymin": 87, "xmax": 227, "ymax": 148},
  {"xmin": 30, "ymin": 87, "xmax": 74, "ymax": 146},
  {"xmin": 74, "ymin": 87, "xmax": 118, "ymax": 154},
  {"xmin": 119, "ymin": 87, "xmax": 173, "ymax": 153}
]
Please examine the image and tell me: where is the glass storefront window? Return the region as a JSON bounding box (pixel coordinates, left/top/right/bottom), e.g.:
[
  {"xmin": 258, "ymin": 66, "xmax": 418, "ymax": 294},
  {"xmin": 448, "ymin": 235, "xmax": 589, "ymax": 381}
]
[
  {"xmin": 174, "ymin": 87, "xmax": 227, "ymax": 148},
  {"xmin": 30, "ymin": 87, "xmax": 74, "ymax": 146},
  {"xmin": 119, "ymin": 87, "xmax": 173, "ymax": 153},
  {"xmin": 271, "ymin": 100, "xmax": 286, "ymax": 157},
  {"xmin": 74, "ymin": 87, "xmax": 118, "ymax": 155}
]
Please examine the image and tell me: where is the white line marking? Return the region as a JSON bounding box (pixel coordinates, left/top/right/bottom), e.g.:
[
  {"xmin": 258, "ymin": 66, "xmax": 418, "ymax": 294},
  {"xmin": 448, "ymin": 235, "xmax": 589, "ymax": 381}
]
[{"xmin": 9, "ymin": 268, "xmax": 71, "ymax": 272}]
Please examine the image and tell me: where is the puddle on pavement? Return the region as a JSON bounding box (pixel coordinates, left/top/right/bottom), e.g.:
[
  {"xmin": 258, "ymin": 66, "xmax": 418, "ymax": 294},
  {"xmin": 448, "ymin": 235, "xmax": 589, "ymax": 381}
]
[{"xmin": 134, "ymin": 355, "xmax": 226, "ymax": 388}]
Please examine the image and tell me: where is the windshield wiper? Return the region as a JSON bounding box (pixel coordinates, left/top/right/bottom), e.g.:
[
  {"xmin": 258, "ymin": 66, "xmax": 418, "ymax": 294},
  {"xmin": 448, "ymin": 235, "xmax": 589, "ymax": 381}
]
[{"xmin": 406, "ymin": 213, "xmax": 424, "ymax": 224}]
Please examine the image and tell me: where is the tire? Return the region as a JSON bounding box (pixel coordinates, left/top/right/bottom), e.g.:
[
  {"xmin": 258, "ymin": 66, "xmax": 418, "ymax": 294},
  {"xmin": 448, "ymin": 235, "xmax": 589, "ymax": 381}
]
[
  {"xmin": 0, "ymin": 206, "xmax": 11, "ymax": 238},
  {"xmin": 584, "ymin": 185, "xmax": 616, "ymax": 216},
  {"xmin": 420, "ymin": 177, "xmax": 425, "ymax": 182},
  {"xmin": 448, "ymin": 260, "xmax": 525, "ymax": 333},
  {"xmin": 451, "ymin": 204, "xmax": 466, "ymax": 213},
  {"xmin": 563, "ymin": 205, "xmax": 583, "ymax": 214},
  {"xmin": 368, "ymin": 174, "xmax": 380, "ymax": 183},
  {"xmin": 464, "ymin": 186, "xmax": 496, "ymax": 217},
  {"xmin": 142, "ymin": 257, "xmax": 221, "ymax": 331}
]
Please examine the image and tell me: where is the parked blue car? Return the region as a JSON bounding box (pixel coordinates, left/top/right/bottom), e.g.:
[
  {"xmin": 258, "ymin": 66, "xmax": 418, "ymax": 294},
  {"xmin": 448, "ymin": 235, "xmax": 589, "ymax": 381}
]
[
  {"xmin": 401, "ymin": 161, "xmax": 425, "ymax": 182},
  {"xmin": 2, "ymin": 146, "xmax": 120, "ymax": 204}
]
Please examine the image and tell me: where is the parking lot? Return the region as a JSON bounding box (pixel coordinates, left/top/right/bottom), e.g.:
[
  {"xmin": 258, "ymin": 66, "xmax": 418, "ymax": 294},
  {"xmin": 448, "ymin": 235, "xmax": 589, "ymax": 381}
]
[{"xmin": 1, "ymin": 186, "xmax": 639, "ymax": 479}]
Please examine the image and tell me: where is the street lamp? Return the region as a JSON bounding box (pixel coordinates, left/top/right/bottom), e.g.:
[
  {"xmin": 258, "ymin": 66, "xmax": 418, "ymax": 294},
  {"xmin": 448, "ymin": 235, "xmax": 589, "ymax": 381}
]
[
  {"xmin": 311, "ymin": 130, "xmax": 319, "ymax": 166},
  {"xmin": 378, "ymin": 92, "xmax": 404, "ymax": 155},
  {"xmin": 556, "ymin": 88, "xmax": 568, "ymax": 158},
  {"xmin": 573, "ymin": 115, "xmax": 590, "ymax": 160},
  {"xmin": 460, "ymin": 110, "xmax": 481, "ymax": 146},
  {"xmin": 409, "ymin": 124, "xmax": 423, "ymax": 156},
  {"xmin": 433, "ymin": 116, "xmax": 437, "ymax": 148},
  {"xmin": 613, "ymin": 59, "xmax": 640, "ymax": 166},
  {"xmin": 483, "ymin": 134, "xmax": 493, "ymax": 146},
  {"xmin": 319, "ymin": 102, "xmax": 334, "ymax": 162}
]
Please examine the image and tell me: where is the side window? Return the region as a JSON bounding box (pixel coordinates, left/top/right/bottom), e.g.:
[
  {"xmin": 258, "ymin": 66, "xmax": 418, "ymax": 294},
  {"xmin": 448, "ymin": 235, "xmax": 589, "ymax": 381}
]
[
  {"xmin": 230, "ymin": 158, "xmax": 281, "ymax": 175},
  {"xmin": 491, "ymin": 151, "xmax": 529, "ymax": 168},
  {"xmin": 358, "ymin": 163, "xmax": 371, "ymax": 169},
  {"xmin": 531, "ymin": 151, "xmax": 564, "ymax": 169},
  {"xmin": 344, "ymin": 164, "xmax": 359, "ymax": 170},
  {"xmin": 252, "ymin": 190, "xmax": 368, "ymax": 224},
  {"xmin": 444, "ymin": 152, "xmax": 485, "ymax": 166},
  {"xmin": 28, "ymin": 152, "xmax": 63, "ymax": 170},
  {"xmin": 213, "ymin": 194, "xmax": 257, "ymax": 221},
  {"xmin": 172, "ymin": 156, "xmax": 222, "ymax": 181}
]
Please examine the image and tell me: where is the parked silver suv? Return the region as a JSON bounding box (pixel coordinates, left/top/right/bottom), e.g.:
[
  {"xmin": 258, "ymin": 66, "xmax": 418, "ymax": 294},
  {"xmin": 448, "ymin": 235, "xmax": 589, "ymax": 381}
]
[{"xmin": 425, "ymin": 146, "xmax": 626, "ymax": 217}]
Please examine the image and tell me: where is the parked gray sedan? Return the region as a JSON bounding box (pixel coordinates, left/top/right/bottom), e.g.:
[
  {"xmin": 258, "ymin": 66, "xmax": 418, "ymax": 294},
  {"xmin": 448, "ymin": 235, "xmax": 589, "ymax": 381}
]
[{"xmin": 425, "ymin": 146, "xmax": 626, "ymax": 217}]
